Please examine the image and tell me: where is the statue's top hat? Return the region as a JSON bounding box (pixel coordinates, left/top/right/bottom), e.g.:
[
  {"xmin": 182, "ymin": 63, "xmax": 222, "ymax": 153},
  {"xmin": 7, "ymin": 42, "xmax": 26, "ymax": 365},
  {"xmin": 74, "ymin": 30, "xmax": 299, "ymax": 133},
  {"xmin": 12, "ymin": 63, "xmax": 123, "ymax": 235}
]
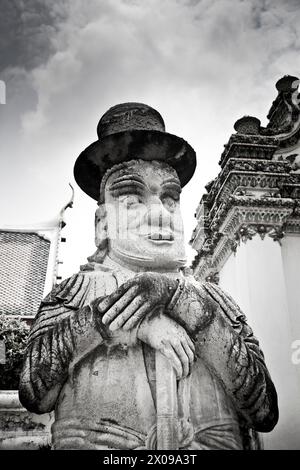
[{"xmin": 74, "ymin": 102, "xmax": 196, "ymax": 200}]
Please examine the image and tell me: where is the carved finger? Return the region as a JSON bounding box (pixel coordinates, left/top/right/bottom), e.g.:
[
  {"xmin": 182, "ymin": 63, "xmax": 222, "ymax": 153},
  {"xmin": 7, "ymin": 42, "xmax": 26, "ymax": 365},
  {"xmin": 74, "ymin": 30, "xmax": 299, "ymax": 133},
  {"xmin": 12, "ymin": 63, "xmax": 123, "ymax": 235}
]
[
  {"xmin": 97, "ymin": 279, "xmax": 139, "ymax": 314},
  {"xmin": 159, "ymin": 346, "xmax": 183, "ymax": 379},
  {"xmin": 101, "ymin": 286, "xmax": 139, "ymax": 325},
  {"xmin": 171, "ymin": 342, "xmax": 189, "ymax": 378},
  {"xmin": 108, "ymin": 296, "xmax": 145, "ymax": 331},
  {"xmin": 121, "ymin": 301, "xmax": 158, "ymax": 331},
  {"xmin": 181, "ymin": 340, "xmax": 195, "ymax": 368},
  {"xmin": 185, "ymin": 334, "xmax": 195, "ymax": 353}
]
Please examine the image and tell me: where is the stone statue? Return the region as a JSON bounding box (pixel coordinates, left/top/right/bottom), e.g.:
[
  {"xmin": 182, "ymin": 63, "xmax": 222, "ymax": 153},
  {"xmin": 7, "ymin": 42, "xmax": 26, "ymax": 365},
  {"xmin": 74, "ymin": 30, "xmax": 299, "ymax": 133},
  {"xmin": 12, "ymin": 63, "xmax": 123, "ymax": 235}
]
[{"xmin": 19, "ymin": 103, "xmax": 278, "ymax": 450}]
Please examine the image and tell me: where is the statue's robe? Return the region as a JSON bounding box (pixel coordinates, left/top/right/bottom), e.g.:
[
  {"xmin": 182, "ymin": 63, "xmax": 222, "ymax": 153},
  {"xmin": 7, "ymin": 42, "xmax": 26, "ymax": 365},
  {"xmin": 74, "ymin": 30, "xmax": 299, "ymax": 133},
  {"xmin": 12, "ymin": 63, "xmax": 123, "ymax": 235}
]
[{"xmin": 19, "ymin": 258, "xmax": 278, "ymax": 450}]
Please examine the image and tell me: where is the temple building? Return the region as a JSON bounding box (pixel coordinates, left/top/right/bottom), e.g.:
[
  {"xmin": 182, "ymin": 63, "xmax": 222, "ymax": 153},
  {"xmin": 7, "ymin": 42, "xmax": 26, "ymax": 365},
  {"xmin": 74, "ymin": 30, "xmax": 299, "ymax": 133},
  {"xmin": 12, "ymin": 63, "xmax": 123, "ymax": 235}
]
[
  {"xmin": 0, "ymin": 191, "xmax": 73, "ymax": 449},
  {"xmin": 191, "ymin": 75, "xmax": 300, "ymax": 449}
]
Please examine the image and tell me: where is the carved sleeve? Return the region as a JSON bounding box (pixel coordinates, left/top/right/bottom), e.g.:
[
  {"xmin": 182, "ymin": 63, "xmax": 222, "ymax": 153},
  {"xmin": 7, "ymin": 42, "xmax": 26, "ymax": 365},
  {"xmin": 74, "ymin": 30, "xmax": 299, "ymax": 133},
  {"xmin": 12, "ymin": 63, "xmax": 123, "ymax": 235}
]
[
  {"xmin": 19, "ymin": 276, "xmax": 107, "ymax": 415},
  {"xmin": 167, "ymin": 279, "xmax": 279, "ymax": 432}
]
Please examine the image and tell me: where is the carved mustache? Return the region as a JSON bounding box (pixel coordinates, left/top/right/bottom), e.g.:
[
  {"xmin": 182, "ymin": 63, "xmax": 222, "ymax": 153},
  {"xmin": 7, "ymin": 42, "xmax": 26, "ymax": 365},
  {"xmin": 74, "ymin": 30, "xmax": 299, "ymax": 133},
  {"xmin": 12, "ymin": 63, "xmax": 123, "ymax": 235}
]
[{"xmin": 145, "ymin": 231, "xmax": 175, "ymax": 241}]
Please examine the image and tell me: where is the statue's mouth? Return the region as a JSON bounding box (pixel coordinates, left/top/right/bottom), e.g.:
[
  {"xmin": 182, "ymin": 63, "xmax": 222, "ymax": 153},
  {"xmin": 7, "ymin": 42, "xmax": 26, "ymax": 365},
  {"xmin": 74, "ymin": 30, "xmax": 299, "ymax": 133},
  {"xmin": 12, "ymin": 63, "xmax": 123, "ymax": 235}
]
[{"xmin": 146, "ymin": 232, "xmax": 174, "ymax": 242}]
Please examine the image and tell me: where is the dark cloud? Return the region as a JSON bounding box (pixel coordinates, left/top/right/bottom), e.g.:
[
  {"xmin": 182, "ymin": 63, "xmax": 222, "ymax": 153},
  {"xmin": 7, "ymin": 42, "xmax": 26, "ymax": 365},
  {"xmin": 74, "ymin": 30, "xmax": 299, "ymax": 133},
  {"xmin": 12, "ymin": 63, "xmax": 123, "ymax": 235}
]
[{"xmin": 0, "ymin": 0, "xmax": 68, "ymax": 72}]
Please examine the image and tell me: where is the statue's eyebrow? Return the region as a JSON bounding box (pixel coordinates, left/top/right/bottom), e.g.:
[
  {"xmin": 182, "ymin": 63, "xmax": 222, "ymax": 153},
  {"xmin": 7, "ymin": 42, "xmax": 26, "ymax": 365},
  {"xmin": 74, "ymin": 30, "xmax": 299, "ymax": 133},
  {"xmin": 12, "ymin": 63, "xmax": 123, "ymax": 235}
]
[
  {"xmin": 109, "ymin": 174, "xmax": 146, "ymax": 193},
  {"xmin": 161, "ymin": 178, "xmax": 182, "ymax": 193}
]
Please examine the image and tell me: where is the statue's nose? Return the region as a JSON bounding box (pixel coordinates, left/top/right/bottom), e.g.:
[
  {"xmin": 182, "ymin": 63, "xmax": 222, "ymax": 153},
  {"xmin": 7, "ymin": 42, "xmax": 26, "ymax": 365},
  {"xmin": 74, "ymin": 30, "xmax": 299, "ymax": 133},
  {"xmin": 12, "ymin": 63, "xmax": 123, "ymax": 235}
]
[{"xmin": 145, "ymin": 197, "xmax": 173, "ymax": 231}]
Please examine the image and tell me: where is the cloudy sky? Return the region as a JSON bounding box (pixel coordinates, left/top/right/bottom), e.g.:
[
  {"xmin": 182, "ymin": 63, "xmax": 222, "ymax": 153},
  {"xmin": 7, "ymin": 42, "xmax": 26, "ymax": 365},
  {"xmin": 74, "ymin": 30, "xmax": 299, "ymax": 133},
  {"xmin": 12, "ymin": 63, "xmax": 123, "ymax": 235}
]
[{"xmin": 0, "ymin": 0, "xmax": 299, "ymax": 279}]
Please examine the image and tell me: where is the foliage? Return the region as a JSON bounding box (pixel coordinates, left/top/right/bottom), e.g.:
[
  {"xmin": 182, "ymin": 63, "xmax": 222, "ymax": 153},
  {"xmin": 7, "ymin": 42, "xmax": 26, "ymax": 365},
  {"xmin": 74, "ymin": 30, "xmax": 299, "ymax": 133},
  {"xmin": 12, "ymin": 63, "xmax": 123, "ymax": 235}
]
[
  {"xmin": 38, "ymin": 444, "xmax": 52, "ymax": 451},
  {"xmin": 0, "ymin": 314, "xmax": 30, "ymax": 390}
]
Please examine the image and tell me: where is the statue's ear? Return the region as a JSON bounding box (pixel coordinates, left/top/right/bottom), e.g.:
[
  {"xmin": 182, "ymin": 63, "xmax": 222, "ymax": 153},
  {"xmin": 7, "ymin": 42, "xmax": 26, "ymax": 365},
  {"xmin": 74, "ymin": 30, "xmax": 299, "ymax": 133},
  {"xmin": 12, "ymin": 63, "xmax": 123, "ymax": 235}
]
[
  {"xmin": 85, "ymin": 204, "xmax": 108, "ymax": 265},
  {"xmin": 95, "ymin": 204, "xmax": 107, "ymax": 249}
]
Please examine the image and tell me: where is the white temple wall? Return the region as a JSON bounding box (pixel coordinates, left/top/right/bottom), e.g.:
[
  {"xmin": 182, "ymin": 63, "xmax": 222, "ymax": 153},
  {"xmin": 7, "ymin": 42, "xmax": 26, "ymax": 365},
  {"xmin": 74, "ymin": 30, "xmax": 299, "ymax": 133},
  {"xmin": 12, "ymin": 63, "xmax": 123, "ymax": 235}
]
[
  {"xmin": 219, "ymin": 236, "xmax": 300, "ymax": 449},
  {"xmin": 281, "ymin": 234, "xmax": 300, "ymax": 383}
]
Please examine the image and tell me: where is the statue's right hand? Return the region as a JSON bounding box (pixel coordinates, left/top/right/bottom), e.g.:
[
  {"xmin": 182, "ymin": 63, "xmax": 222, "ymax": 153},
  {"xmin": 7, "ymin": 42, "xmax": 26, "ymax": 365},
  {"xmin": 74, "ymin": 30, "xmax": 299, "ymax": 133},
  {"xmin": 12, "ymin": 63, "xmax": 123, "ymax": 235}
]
[{"xmin": 137, "ymin": 313, "xmax": 195, "ymax": 379}]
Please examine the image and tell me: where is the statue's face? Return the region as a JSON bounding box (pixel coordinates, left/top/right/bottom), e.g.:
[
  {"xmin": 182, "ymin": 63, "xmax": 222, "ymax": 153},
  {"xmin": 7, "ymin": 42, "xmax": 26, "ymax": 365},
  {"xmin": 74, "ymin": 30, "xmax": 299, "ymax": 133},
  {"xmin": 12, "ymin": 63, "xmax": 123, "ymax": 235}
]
[{"xmin": 103, "ymin": 160, "xmax": 186, "ymax": 270}]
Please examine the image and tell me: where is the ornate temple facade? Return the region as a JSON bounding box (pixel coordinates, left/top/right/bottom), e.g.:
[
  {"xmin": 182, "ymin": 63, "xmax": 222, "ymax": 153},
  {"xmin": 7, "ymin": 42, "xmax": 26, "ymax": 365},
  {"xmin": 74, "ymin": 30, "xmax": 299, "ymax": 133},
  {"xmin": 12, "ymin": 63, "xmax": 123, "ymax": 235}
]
[{"xmin": 191, "ymin": 75, "xmax": 300, "ymax": 449}]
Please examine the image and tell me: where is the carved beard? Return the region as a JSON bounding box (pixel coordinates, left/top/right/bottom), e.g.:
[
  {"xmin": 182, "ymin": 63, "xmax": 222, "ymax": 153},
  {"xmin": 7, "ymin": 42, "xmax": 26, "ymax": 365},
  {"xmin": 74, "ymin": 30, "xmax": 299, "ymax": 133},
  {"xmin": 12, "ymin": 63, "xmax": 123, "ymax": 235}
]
[
  {"xmin": 92, "ymin": 210, "xmax": 187, "ymax": 271},
  {"xmin": 108, "ymin": 230, "xmax": 187, "ymax": 271},
  {"xmin": 105, "ymin": 199, "xmax": 187, "ymax": 270}
]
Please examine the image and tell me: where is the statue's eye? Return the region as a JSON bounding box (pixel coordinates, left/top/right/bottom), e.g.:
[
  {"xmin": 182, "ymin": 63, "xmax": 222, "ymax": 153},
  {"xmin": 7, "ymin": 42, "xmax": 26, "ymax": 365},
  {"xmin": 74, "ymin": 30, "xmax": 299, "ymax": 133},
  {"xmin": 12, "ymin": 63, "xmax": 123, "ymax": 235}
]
[
  {"xmin": 120, "ymin": 195, "xmax": 142, "ymax": 207},
  {"xmin": 161, "ymin": 195, "xmax": 178, "ymax": 211}
]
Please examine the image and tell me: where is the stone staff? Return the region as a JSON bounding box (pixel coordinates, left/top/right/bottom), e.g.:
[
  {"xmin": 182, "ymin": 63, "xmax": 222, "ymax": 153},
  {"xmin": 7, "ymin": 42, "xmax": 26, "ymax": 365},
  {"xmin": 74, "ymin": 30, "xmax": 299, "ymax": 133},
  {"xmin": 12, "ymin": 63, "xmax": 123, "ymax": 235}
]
[{"xmin": 155, "ymin": 351, "xmax": 179, "ymax": 450}]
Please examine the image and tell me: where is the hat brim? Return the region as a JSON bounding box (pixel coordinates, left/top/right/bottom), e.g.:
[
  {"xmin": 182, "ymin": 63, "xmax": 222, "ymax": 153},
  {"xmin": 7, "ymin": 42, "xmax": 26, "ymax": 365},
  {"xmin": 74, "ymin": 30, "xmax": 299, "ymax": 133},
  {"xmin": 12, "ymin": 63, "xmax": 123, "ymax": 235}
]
[{"xmin": 74, "ymin": 130, "xmax": 196, "ymax": 200}]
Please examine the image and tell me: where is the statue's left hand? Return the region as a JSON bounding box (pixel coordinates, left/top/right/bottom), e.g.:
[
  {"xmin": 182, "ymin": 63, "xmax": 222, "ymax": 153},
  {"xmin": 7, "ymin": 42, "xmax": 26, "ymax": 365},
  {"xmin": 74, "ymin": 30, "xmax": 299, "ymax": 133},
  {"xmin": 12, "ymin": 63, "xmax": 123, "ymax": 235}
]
[
  {"xmin": 137, "ymin": 313, "xmax": 195, "ymax": 378},
  {"xmin": 98, "ymin": 272, "xmax": 178, "ymax": 331}
]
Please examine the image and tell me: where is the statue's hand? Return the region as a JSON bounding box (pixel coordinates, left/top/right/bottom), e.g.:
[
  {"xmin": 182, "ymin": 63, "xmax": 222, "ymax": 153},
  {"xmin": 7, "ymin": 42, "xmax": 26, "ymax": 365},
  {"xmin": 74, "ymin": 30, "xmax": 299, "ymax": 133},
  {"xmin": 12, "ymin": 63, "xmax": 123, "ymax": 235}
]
[
  {"xmin": 137, "ymin": 313, "xmax": 195, "ymax": 379},
  {"xmin": 98, "ymin": 272, "xmax": 178, "ymax": 331}
]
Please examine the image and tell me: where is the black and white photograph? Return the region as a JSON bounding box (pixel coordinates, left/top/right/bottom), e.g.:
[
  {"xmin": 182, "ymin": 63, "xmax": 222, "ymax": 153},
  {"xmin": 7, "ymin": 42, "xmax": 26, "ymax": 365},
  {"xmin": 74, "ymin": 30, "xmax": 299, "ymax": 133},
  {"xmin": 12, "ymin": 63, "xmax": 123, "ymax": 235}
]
[{"xmin": 0, "ymin": 0, "xmax": 299, "ymax": 456}]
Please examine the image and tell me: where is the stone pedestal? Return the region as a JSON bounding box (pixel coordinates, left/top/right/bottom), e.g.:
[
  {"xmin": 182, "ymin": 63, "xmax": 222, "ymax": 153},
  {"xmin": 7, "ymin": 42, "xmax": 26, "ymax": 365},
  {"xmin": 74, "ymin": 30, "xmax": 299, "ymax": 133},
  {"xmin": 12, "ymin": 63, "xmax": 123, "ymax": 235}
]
[{"xmin": 0, "ymin": 390, "xmax": 52, "ymax": 450}]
